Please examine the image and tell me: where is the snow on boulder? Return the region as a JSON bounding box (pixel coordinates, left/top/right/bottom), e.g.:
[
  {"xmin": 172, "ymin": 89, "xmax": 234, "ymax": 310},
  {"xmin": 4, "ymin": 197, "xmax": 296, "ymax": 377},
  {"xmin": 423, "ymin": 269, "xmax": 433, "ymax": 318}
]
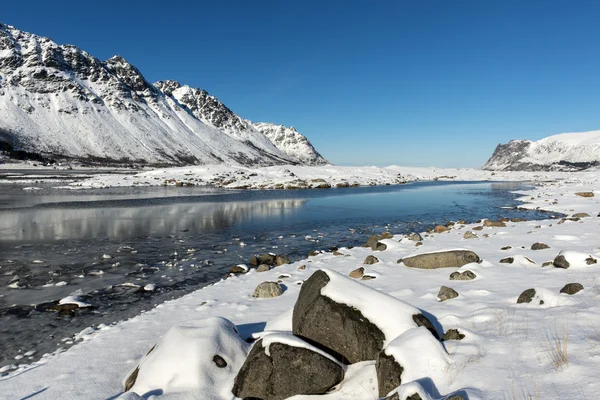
[
  {"xmin": 232, "ymin": 333, "xmax": 344, "ymax": 400},
  {"xmin": 292, "ymin": 269, "xmax": 440, "ymax": 364},
  {"xmin": 553, "ymin": 251, "xmax": 597, "ymax": 269},
  {"xmin": 376, "ymin": 327, "xmax": 449, "ymax": 398},
  {"xmin": 516, "ymin": 288, "xmax": 577, "ymax": 307},
  {"xmin": 398, "ymin": 249, "xmax": 480, "ymax": 269},
  {"xmin": 123, "ymin": 317, "xmax": 250, "ymax": 399}
]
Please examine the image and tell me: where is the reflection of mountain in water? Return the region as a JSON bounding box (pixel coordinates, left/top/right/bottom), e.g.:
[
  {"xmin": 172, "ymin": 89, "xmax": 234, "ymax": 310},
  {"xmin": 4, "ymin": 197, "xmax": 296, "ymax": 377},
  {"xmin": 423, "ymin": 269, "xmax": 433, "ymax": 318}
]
[{"xmin": 0, "ymin": 199, "xmax": 308, "ymax": 241}]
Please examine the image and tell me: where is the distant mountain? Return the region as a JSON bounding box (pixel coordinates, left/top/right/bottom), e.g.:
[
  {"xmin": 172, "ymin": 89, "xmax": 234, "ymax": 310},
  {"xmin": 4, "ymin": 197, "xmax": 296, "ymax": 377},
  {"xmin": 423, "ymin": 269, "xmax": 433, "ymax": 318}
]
[
  {"xmin": 483, "ymin": 130, "xmax": 600, "ymax": 171},
  {"xmin": 252, "ymin": 122, "xmax": 328, "ymax": 165},
  {"xmin": 0, "ymin": 23, "xmax": 325, "ymax": 166}
]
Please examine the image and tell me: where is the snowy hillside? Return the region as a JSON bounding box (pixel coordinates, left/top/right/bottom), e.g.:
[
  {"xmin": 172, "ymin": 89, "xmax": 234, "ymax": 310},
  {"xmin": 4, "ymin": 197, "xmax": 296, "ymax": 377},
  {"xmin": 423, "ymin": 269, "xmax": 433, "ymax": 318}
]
[
  {"xmin": 0, "ymin": 23, "xmax": 323, "ymax": 166},
  {"xmin": 252, "ymin": 122, "xmax": 328, "ymax": 165},
  {"xmin": 483, "ymin": 130, "xmax": 600, "ymax": 171}
]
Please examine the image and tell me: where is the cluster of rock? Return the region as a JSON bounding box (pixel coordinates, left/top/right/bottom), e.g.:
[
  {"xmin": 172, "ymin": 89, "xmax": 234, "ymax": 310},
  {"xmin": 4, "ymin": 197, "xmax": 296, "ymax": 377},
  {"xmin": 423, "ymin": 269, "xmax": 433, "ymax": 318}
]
[{"xmin": 123, "ymin": 269, "xmax": 466, "ymax": 400}]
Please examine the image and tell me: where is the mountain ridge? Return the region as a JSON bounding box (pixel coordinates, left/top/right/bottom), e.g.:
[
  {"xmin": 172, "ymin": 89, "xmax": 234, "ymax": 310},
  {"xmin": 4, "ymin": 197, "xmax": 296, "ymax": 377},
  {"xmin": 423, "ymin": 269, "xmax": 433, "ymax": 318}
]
[{"xmin": 0, "ymin": 22, "xmax": 327, "ymax": 166}]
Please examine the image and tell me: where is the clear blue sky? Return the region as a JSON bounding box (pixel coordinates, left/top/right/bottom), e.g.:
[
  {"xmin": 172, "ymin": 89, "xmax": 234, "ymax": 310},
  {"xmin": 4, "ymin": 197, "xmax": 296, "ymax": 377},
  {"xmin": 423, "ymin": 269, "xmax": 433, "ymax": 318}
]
[{"xmin": 3, "ymin": 1, "xmax": 600, "ymax": 167}]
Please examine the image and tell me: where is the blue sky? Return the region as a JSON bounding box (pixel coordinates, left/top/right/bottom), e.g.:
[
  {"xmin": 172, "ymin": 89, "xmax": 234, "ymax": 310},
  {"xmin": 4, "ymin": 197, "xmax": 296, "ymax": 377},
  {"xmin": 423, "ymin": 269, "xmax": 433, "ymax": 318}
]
[{"xmin": 3, "ymin": 1, "xmax": 600, "ymax": 167}]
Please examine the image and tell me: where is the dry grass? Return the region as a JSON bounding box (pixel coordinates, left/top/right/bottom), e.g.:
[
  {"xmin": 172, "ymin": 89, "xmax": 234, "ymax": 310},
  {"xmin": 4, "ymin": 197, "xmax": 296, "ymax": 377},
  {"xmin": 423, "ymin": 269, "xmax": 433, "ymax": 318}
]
[{"xmin": 543, "ymin": 318, "xmax": 569, "ymax": 371}]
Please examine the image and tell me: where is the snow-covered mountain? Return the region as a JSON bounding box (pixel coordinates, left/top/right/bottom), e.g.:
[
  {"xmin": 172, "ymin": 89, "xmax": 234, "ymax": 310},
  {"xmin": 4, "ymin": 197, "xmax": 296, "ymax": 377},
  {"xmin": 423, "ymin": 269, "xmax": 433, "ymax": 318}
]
[
  {"xmin": 252, "ymin": 122, "xmax": 328, "ymax": 165},
  {"xmin": 483, "ymin": 130, "xmax": 600, "ymax": 171},
  {"xmin": 0, "ymin": 23, "xmax": 325, "ymax": 166}
]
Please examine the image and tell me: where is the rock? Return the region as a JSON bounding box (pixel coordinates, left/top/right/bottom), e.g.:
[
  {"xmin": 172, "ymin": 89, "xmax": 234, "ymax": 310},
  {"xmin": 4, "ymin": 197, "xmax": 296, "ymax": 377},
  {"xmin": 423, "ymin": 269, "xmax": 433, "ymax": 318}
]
[
  {"xmin": 229, "ymin": 265, "xmax": 248, "ymax": 274},
  {"xmin": 560, "ymin": 283, "xmax": 584, "ymax": 295},
  {"xmin": 249, "ymin": 256, "xmax": 260, "ymax": 266},
  {"xmin": 553, "ymin": 255, "xmax": 570, "ymax": 269},
  {"xmin": 361, "ymin": 275, "xmax": 375, "ymax": 280},
  {"xmin": 463, "ymin": 231, "xmax": 478, "ymax": 239},
  {"xmin": 415, "ymin": 241, "xmax": 423, "ymax": 247},
  {"xmin": 253, "ymin": 282, "xmax": 283, "ymax": 298},
  {"xmin": 433, "ymin": 225, "xmax": 448, "ymax": 233},
  {"xmin": 449, "ymin": 270, "xmax": 476, "ymax": 280},
  {"xmin": 472, "ymin": 226, "xmax": 484, "ymax": 231},
  {"xmin": 333, "ymin": 251, "xmax": 344, "ymax": 256},
  {"xmin": 308, "ymin": 250, "xmax": 321, "ymax": 257},
  {"xmin": 364, "ymin": 255, "xmax": 379, "ymax": 265},
  {"xmin": 442, "ymin": 328, "xmax": 465, "ymax": 341},
  {"xmin": 381, "ymin": 232, "xmax": 393, "ymax": 239},
  {"xmin": 125, "ymin": 317, "xmax": 249, "ymax": 394},
  {"xmin": 399, "ymin": 250, "xmax": 480, "ymax": 269},
  {"xmin": 292, "ymin": 270, "xmax": 439, "ymax": 364},
  {"xmin": 407, "ymin": 233, "xmax": 423, "ymax": 241},
  {"xmin": 275, "ymin": 255, "xmax": 291, "ymax": 266},
  {"xmin": 510, "ymin": 218, "xmax": 526, "ymax": 222},
  {"xmin": 501, "ymin": 246, "xmax": 512, "ymax": 250},
  {"xmin": 437, "ymin": 286, "xmax": 458, "ymax": 302},
  {"xmin": 483, "ymin": 220, "xmax": 506, "ymax": 227},
  {"xmin": 298, "ymin": 265, "xmax": 307, "ymax": 271},
  {"xmin": 572, "ymin": 213, "xmax": 591, "ymax": 218},
  {"xmin": 575, "ymin": 192, "xmax": 594, "ymax": 197},
  {"xmin": 542, "ymin": 261, "xmax": 554, "ymax": 267},
  {"xmin": 531, "ymin": 242, "xmax": 550, "ymax": 250},
  {"xmin": 517, "ymin": 288, "xmax": 536, "ymax": 304},
  {"xmin": 363, "ymin": 234, "xmax": 387, "ymax": 251},
  {"xmin": 375, "ymin": 328, "xmax": 447, "ymax": 398},
  {"xmin": 232, "ymin": 335, "xmax": 344, "ymax": 400},
  {"xmin": 349, "ymin": 267, "xmax": 365, "ymax": 279},
  {"xmin": 499, "ymin": 257, "xmax": 514, "ymax": 264},
  {"xmin": 256, "ymin": 264, "xmax": 271, "ymax": 272},
  {"xmin": 260, "ymin": 253, "xmax": 277, "ymax": 265}
]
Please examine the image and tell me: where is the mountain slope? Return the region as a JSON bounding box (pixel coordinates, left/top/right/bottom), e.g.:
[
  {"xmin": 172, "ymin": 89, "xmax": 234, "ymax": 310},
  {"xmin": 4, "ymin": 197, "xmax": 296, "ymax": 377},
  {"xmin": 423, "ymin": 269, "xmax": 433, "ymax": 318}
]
[
  {"xmin": 483, "ymin": 130, "xmax": 600, "ymax": 171},
  {"xmin": 252, "ymin": 122, "xmax": 328, "ymax": 165},
  {"xmin": 0, "ymin": 23, "xmax": 322, "ymax": 166}
]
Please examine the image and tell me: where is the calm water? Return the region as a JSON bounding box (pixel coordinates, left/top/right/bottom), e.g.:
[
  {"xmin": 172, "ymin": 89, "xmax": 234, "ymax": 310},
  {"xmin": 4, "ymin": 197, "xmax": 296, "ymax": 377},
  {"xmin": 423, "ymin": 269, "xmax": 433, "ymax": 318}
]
[{"xmin": 0, "ymin": 180, "xmax": 555, "ymax": 369}]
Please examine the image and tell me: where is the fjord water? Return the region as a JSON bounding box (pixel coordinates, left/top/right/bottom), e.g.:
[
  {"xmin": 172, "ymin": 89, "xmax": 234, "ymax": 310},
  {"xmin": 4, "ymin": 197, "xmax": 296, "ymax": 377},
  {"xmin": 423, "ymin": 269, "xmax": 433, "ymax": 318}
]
[{"xmin": 0, "ymin": 181, "xmax": 552, "ymax": 367}]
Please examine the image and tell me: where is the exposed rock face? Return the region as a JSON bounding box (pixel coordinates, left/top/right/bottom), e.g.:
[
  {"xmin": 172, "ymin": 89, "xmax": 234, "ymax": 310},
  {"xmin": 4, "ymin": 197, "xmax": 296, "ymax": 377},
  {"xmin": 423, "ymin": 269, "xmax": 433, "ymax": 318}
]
[
  {"xmin": 376, "ymin": 351, "xmax": 404, "ymax": 398},
  {"xmin": 0, "ymin": 23, "xmax": 324, "ymax": 166},
  {"xmin": 292, "ymin": 270, "xmax": 439, "ymax": 363},
  {"xmin": 232, "ymin": 336, "xmax": 344, "ymax": 400},
  {"xmin": 252, "ymin": 122, "xmax": 328, "ymax": 165},
  {"xmin": 483, "ymin": 131, "xmax": 600, "ymax": 171},
  {"xmin": 399, "ymin": 250, "xmax": 480, "ymax": 269}
]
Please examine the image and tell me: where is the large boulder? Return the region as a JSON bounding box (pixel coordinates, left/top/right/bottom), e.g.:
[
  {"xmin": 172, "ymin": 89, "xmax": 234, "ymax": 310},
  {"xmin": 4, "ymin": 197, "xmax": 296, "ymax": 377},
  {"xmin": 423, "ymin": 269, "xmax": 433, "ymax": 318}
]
[
  {"xmin": 232, "ymin": 333, "xmax": 344, "ymax": 400},
  {"xmin": 292, "ymin": 269, "xmax": 439, "ymax": 364},
  {"xmin": 399, "ymin": 250, "xmax": 480, "ymax": 269},
  {"xmin": 376, "ymin": 327, "xmax": 448, "ymax": 398},
  {"xmin": 124, "ymin": 317, "xmax": 249, "ymax": 396}
]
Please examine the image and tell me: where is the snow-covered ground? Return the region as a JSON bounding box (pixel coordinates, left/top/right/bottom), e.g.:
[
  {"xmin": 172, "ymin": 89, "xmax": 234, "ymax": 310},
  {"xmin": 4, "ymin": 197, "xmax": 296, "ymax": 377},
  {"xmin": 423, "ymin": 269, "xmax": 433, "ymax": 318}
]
[{"xmin": 1, "ymin": 167, "xmax": 600, "ymax": 399}]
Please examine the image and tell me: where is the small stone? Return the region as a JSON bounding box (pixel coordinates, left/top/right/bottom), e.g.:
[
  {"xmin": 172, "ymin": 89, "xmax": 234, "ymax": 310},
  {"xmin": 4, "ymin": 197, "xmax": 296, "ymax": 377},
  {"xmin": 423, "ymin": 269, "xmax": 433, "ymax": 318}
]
[
  {"xmin": 499, "ymin": 257, "xmax": 514, "ymax": 264},
  {"xmin": 256, "ymin": 264, "xmax": 270, "ymax": 272},
  {"xmin": 517, "ymin": 288, "xmax": 536, "ymax": 304},
  {"xmin": 415, "ymin": 241, "xmax": 423, "ymax": 246},
  {"xmin": 575, "ymin": 192, "xmax": 594, "ymax": 198},
  {"xmin": 349, "ymin": 267, "xmax": 364, "ymax": 279},
  {"xmin": 501, "ymin": 246, "xmax": 512, "ymax": 250},
  {"xmin": 531, "ymin": 242, "xmax": 550, "ymax": 250},
  {"xmin": 381, "ymin": 232, "xmax": 393, "ymax": 239},
  {"xmin": 449, "ymin": 270, "xmax": 476, "ymax": 280},
  {"xmin": 433, "ymin": 225, "xmax": 448, "ymax": 233},
  {"xmin": 483, "ymin": 220, "xmax": 506, "ymax": 227},
  {"xmin": 275, "ymin": 255, "xmax": 291, "ymax": 266},
  {"xmin": 407, "ymin": 232, "xmax": 423, "ymax": 241},
  {"xmin": 472, "ymin": 226, "xmax": 484, "ymax": 231},
  {"xmin": 298, "ymin": 265, "xmax": 307, "ymax": 271},
  {"xmin": 572, "ymin": 213, "xmax": 590, "ymax": 218},
  {"xmin": 542, "ymin": 261, "xmax": 554, "ymax": 267},
  {"xmin": 361, "ymin": 275, "xmax": 375, "ymax": 280},
  {"xmin": 253, "ymin": 282, "xmax": 283, "ymax": 298},
  {"xmin": 364, "ymin": 255, "xmax": 379, "ymax": 265},
  {"xmin": 553, "ymin": 255, "xmax": 570, "ymax": 269},
  {"xmin": 229, "ymin": 265, "xmax": 248, "ymax": 274},
  {"xmin": 463, "ymin": 231, "xmax": 478, "ymax": 239},
  {"xmin": 437, "ymin": 286, "xmax": 459, "ymax": 302},
  {"xmin": 560, "ymin": 283, "xmax": 584, "ymax": 295},
  {"xmin": 213, "ymin": 355, "xmax": 227, "ymax": 368},
  {"xmin": 442, "ymin": 329, "xmax": 465, "ymax": 341}
]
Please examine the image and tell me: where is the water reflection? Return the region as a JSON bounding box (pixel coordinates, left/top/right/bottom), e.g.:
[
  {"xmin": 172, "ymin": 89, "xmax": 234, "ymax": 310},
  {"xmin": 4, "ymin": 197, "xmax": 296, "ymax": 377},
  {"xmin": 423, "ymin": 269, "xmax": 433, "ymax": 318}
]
[{"xmin": 0, "ymin": 199, "xmax": 308, "ymax": 241}]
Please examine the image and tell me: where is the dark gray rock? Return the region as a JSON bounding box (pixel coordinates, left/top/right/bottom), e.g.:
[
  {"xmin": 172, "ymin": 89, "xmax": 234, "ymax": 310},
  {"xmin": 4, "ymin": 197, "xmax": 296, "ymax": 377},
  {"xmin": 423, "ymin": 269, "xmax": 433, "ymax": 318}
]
[
  {"xmin": 499, "ymin": 257, "xmax": 514, "ymax": 264},
  {"xmin": 517, "ymin": 288, "xmax": 536, "ymax": 304},
  {"xmin": 376, "ymin": 351, "xmax": 403, "ymax": 398},
  {"xmin": 501, "ymin": 246, "xmax": 512, "ymax": 250},
  {"xmin": 442, "ymin": 329, "xmax": 465, "ymax": 341},
  {"xmin": 292, "ymin": 270, "xmax": 438, "ymax": 364},
  {"xmin": 437, "ymin": 286, "xmax": 459, "ymax": 302},
  {"xmin": 229, "ymin": 265, "xmax": 248, "ymax": 274},
  {"xmin": 531, "ymin": 242, "xmax": 550, "ymax": 250},
  {"xmin": 232, "ymin": 338, "xmax": 344, "ymax": 400},
  {"xmin": 256, "ymin": 264, "xmax": 271, "ymax": 272},
  {"xmin": 553, "ymin": 255, "xmax": 570, "ymax": 269},
  {"xmin": 399, "ymin": 250, "xmax": 480, "ymax": 269},
  {"xmin": 407, "ymin": 232, "xmax": 423, "ymax": 242},
  {"xmin": 560, "ymin": 283, "xmax": 584, "ymax": 295},
  {"xmin": 275, "ymin": 255, "xmax": 291, "ymax": 266},
  {"xmin": 572, "ymin": 213, "xmax": 591, "ymax": 218},
  {"xmin": 449, "ymin": 270, "xmax": 476, "ymax": 280}
]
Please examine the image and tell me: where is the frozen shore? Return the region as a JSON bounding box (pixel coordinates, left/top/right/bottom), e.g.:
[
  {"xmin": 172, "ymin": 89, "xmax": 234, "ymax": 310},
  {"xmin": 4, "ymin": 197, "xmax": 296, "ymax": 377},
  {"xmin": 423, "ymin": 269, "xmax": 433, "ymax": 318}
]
[{"xmin": 1, "ymin": 166, "xmax": 599, "ymax": 399}]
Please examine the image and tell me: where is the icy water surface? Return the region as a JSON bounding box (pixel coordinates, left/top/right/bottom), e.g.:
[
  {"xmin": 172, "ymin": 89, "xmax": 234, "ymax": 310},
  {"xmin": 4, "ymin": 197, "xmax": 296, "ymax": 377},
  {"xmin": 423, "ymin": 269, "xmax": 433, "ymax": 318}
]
[{"xmin": 0, "ymin": 180, "xmax": 555, "ymax": 368}]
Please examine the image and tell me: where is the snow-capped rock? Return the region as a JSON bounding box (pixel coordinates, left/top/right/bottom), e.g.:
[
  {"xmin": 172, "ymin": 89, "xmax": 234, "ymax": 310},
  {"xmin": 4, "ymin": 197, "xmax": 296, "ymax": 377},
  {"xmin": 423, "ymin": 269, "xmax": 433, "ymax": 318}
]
[
  {"xmin": 252, "ymin": 122, "xmax": 328, "ymax": 165},
  {"xmin": 0, "ymin": 23, "xmax": 323, "ymax": 167},
  {"xmin": 483, "ymin": 130, "xmax": 600, "ymax": 171}
]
